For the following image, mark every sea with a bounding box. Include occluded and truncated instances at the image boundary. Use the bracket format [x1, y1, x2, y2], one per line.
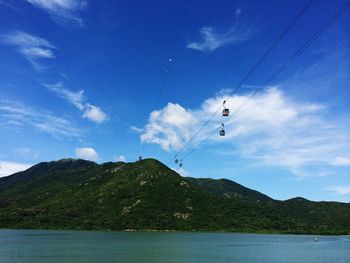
[0, 229, 349, 263]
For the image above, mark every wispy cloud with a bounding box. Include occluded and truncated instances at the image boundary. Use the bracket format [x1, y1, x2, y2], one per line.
[45, 82, 109, 123]
[187, 26, 250, 53]
[130, 125, 144, 133]
[45, 82, 84, 109]
[330, 156, 350, 166]
[75, 147, 98, 161]
[0, 160, 33, 178]
[14, 147, 39, 159]
[25, 0, 87, 27]
[0, 31, 55, 71]
[0, 0, 21, 12]
[327, 186, 350, 195]
[0, 100, 80, 138]
[139, 87, 350, 178]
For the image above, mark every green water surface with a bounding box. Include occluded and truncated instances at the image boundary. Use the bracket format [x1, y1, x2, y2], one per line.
[0, 229, 349, 263]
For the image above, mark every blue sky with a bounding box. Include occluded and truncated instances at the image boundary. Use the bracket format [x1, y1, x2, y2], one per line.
[0, 0, 349, 202]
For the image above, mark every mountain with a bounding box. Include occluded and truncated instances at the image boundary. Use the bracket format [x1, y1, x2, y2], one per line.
[187, 177, 272, 202]
[0, 158, 97, 190]
[0, 158, 349, 235]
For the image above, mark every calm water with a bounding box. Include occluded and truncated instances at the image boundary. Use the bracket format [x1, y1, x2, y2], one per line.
[0, 230, 349, 263]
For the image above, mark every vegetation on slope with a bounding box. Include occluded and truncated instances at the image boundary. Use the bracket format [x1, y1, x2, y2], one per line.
[0, 158, 349, 234]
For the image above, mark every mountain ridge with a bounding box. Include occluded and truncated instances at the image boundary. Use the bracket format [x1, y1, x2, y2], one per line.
[0, 158, 349, 235]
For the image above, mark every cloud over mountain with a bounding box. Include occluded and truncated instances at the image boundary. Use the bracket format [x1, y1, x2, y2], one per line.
[75, 147, 98, 161]
[140, 87, 350, 177]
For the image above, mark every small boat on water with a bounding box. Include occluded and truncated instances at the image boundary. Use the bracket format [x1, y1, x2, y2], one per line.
[314, 237, 319, 242]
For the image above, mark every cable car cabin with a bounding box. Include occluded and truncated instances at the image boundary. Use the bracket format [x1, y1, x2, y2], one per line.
[220, 129, 225, 136]
[175, 159, 179, 164]
[179, 162, 183, 168]
[222, 108, 230, 116]
[220, 123, 225, 136]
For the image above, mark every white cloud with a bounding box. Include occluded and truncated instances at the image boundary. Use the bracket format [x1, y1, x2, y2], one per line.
[113, 155, 126, 162]
[15, 147, 39, 159]
[187, 26, 250, 53]
[141, 103, 197, 151]
[0, 161, 33, 178]
[19, 47, 55, 59]
[330, 156, 350, 166]
[130, 125, 144, 133]
[140, 87, 350, 177]
[1, 31, 54, 48]
[45, 82, 84, 110]
[327, 186, 350, 195]
[83, 103, 108, 123]
[75, 147, 98, 161]
[25, 0, 87, 27]
[45, 82, 109, 123]
[0, 31, 56, 70]
[0, 100, 80, 138]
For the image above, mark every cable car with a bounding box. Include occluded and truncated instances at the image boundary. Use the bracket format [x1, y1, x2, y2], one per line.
[175, 159, 179, 164]
[222, 100, 230, 116]
[179, 160, 183, 168]
[223, 108, 230, 116]
[220, 123, 225, 136]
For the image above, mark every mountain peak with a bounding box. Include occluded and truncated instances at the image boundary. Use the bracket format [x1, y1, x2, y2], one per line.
[29, 158, 97, 172]
[0, 158, 97, 190]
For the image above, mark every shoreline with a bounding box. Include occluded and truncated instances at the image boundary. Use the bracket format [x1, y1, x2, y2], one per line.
[0, 227, 348, 236]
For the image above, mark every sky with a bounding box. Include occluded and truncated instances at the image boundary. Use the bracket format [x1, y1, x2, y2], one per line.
[0, 0, 349, 202]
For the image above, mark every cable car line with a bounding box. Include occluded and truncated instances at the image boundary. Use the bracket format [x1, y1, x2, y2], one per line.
[154, 7, 188, 110]
[178, 0, 350, 163]
[168, 0, 316, 166]
[141, 5, 188, 159]
[228, 0, 316, 96]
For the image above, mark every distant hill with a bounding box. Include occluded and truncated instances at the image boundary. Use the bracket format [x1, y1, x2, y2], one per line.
[0, 158, 349, 235]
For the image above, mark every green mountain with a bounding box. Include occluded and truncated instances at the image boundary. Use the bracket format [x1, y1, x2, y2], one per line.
[0, 158, 349, 235]
[187, 177, 272, 202]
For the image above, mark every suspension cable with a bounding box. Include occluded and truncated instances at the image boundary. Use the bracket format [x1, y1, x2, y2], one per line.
[167, 0, 317, 165]
[180, 0, 350, 162]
